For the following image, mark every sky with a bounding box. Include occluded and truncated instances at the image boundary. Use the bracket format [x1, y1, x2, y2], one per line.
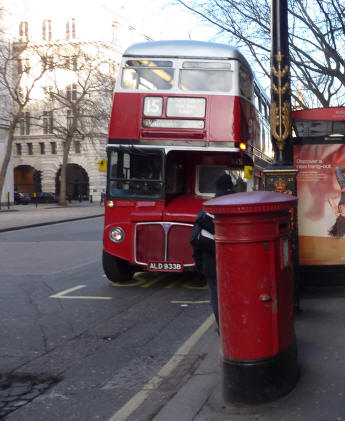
[116, 0, 219, 42]
[3, 0, 219, 43]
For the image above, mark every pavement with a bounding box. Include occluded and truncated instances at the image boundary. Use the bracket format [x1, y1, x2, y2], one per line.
[0, 200, 104, 232]
[2, 202, 345, 420]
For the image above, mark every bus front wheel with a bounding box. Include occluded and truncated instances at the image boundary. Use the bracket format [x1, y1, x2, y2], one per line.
[102, 250, 135, 283]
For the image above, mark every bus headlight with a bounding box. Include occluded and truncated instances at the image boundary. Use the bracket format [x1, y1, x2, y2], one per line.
[109, 227, 125, 243]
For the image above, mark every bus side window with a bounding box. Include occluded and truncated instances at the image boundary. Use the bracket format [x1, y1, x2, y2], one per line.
[166, 164, 184, 194]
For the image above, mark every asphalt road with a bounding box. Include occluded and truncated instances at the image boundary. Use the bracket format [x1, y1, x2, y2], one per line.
[0, 217, 212, 420]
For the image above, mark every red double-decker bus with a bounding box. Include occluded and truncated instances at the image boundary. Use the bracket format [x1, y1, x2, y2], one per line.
[103, 40, 273, 282]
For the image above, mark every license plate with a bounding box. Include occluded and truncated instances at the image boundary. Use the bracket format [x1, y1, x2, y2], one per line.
[148, 261, 183, 272]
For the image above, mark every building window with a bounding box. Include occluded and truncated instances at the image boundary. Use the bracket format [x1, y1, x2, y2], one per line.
[50, 142, 57, 154]
[67, 109, 73, 129]
[43, 111, 53, 134]
[65, 56, 78, 71]
[39, 142, 45, 155]
[19, 112, 30, 135]
[74, 140, 81, 154]
[27, 143, 33, 155]
[16, 143, 22, 155]
[66, 84, 77, 101]
[19, 21, 28, 42]
[42, 19, 52, 41]
[66, 18, 76, 40]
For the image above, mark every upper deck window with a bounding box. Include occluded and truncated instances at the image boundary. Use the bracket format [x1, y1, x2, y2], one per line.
[121, 60, 174, 90]
[294, 119, 345, 140]
[179, 61, 233, 92]
[239, 65, 253, 100]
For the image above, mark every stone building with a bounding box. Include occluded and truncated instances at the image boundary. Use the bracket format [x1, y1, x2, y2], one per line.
[0, 6, 13, 206]
[8, 0, 151, 201]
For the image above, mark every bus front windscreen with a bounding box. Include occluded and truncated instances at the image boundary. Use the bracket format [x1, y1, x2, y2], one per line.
[107, 148, 164, 200]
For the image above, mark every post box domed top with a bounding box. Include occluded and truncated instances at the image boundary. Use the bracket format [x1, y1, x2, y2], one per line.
[204, 191, 297, 215]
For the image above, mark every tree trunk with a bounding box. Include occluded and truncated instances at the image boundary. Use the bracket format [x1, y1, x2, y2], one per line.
[58, 135, 73, 206]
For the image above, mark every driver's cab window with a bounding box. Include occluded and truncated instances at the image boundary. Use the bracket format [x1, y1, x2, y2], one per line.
[108, 149, 164, 200]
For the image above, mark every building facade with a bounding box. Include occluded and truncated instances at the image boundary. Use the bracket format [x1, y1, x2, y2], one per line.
[8, 0, 151, 201]
[0, 5, 13, 206]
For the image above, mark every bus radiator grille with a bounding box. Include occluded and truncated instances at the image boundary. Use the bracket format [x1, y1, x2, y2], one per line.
[135, 222, 194, 266]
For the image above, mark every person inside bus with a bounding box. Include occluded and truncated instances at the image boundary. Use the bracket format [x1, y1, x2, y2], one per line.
[328, 166, 345, 237]
[190, 173, 234, 327]
[147, 155, 162, 180]
[136, 155, 162, 180]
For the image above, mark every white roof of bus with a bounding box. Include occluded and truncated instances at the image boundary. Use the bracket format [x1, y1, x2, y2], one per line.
[123, 40, 251, 68]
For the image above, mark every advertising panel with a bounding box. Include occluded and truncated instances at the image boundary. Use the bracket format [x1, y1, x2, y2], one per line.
[294, 144, 345, 265]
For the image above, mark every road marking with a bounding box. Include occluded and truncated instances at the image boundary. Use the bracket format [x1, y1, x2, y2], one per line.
[164, 279, 181, 289]
[183, 282, 208, 290]
[107, 314, 214, 421]
[50, 285, 112, 300]
[171, 300, 210, 304]
[110, 276, 207, 290]
[141, 273, 167, 288]
[111, 278, 146, 287]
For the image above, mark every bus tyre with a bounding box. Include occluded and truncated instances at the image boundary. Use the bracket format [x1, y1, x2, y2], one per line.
[102, 251, 134, 283]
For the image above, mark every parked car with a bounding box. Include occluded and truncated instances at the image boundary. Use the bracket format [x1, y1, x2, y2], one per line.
[14, 191, 30, 205]
[32, 192, 57, 203]
[22, 193, 32, 204]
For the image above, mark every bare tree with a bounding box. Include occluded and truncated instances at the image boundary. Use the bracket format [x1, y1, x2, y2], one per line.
[175, 0, 345, 108]
[37, 42, 117, 205]
[0, 39, 49, 202]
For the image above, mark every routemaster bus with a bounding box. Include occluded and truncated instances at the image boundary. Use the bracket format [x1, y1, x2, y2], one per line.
[103, 40, 273, 282]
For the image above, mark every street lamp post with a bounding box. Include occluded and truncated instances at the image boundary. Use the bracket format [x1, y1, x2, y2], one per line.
[264, 0, 300, 309]
[270, 0, 293, 167]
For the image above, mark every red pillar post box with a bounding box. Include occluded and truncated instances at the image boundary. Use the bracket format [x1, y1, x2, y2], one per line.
[204, 191, 298, 405]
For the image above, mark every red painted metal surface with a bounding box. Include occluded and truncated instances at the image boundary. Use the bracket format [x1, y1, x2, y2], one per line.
[135, 223, 194, 265]
[162, 194, 204, 222]
[136, 224, 165, 262]
[108, 92, 254, 144]
[103, 198, 197, 267]
[292, 106, 345, 121]
[204, 191, 297, 360]
[167, 224, 194, 263]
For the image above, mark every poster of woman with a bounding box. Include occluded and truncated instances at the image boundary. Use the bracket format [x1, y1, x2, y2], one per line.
[294, 143, 345, 265]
